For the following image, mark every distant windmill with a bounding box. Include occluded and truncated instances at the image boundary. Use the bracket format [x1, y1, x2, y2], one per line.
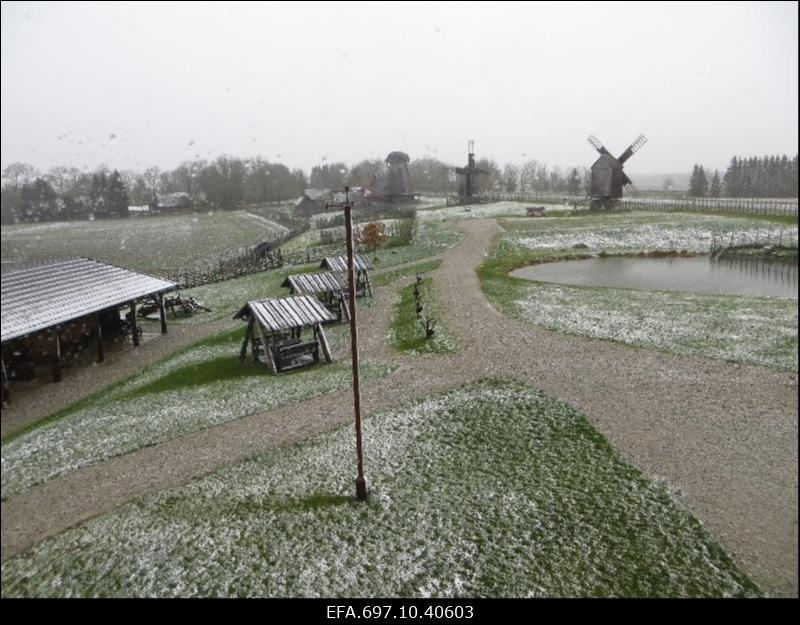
[371, 151, 415, 202]
[587, 134, 647, 209]
[454, 140, 488, 200]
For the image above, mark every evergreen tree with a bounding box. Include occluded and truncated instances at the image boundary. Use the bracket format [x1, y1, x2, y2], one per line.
[106, 170, 130, 217]
[709, 170, 721, 197]
[688, 164, 708, 197]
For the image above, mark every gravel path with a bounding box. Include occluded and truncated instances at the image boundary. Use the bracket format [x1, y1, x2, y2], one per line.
[1, 219, 797, 597]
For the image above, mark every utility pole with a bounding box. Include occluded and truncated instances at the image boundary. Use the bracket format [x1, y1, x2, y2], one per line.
[325, 187, 368, 501]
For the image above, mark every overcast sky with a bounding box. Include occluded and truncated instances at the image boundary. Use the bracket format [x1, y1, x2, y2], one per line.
[1, 1, 797, 177]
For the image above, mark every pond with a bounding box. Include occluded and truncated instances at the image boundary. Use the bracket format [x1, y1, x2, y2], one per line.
[510, 254, 798, 299]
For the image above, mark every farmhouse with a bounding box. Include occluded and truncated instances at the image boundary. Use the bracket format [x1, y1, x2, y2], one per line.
[0, 258, 177, 403]
[281, 272, 349, 322]
[294, 189, 329, 218]
[234, 295, 335, 373]
[320, 253, 374, 297]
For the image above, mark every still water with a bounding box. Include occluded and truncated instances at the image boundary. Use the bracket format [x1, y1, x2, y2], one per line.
[510, 255, 798, 299]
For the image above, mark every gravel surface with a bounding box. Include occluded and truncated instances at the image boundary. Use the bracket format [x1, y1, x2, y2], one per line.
[1, 219, 797, 597]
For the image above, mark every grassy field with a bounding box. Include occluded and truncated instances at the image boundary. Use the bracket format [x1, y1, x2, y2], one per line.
[0, 211, 287, 276]
[1, 325, 395, 499]
[417, 201, 572, 222]
[479, 211, 799, 371]
[390, 277, 459, 354]
[0, 379, 760, 597]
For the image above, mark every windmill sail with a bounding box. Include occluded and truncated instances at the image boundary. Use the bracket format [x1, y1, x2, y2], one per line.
[618, 134, 647, 164]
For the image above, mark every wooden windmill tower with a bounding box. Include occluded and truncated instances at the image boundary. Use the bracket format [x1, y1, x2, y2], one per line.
[454, 140, 488, 201]
[587, 134, 647, 209]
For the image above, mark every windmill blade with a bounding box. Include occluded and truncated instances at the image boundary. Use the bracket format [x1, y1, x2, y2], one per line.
[623, 178, 641, 196]
[618, 134, 647, 164]
[587, 135, 611, 156]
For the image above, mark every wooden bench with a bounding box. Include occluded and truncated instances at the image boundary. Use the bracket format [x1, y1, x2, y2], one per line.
[275, 340, 319, 372]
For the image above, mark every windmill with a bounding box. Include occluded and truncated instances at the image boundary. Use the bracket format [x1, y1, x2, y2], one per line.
[454, 140, 488, 201]
[587, 133, 647, 209]
[371, 151, 415, 202]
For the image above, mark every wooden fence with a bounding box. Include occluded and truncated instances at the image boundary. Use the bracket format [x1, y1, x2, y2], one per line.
[620, 196, 798, 217]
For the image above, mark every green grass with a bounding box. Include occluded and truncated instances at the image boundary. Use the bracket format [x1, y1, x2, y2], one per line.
[479, 212, 798, 371]
[390, 278, 459, 354]
[1, 324, 395, 499]
[0, 379, 760, 597]
[371, 259, 443, 288]
[0, 211, 286, 275]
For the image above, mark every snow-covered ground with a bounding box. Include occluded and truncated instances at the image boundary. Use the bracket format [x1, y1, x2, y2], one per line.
[419, 201, 572, 222]
[0, 380, 758, 597]
[1, 337, 394, 499]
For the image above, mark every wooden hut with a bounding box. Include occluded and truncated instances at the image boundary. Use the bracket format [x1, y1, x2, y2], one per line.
[1, 258, 177, 403]
[320, 253, 373, 297]
[234, 295, 335, 374]
[281, 271, 349, 322]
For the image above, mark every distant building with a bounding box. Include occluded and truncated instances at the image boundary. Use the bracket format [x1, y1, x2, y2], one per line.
[150, 192, 192, 212]
[370, 151, 416, 202]
[294, 189, 329, 218]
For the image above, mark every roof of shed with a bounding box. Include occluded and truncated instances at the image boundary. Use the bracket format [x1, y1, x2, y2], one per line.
[234, 295, 335, 332]
[1, 258, 177, 344]
[281, 272, 346, 295]
[320, 253, 372, 273]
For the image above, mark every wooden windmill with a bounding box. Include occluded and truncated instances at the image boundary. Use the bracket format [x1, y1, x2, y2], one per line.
[454, 140, 488, 200]
[587, 133, 647, 209]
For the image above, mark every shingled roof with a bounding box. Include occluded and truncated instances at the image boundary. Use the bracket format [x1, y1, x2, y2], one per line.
[1, 258, 177, 344]
[281, 272, 346, 295]
[234, 295, 335, 332]
[320, 253, 372, 274]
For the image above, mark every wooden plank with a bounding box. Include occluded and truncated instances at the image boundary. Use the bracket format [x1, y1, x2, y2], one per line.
[1, 354, 10, 404]
[158, 292, 167, 334]
[240, 318, 254, 362]
[317, 323, 333, 363]
[96, 313, 104, 363]
[130, 302, 139, 347]
[51, 328, 62, 383]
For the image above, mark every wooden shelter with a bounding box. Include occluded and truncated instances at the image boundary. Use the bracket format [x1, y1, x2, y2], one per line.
[320, 254, 373, 297]
[0, 258, 177, 403]
[234, 295, 335, 374]
[281, 271, 349, 322]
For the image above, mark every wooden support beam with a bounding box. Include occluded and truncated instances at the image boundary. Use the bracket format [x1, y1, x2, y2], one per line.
[240, 319, 254, 362]
[96, 314, 104, 363]
[51, 328, 62, 383]
[158, 293, 168, 335]
[1, 354, 10, 405]
[130, 302, 139, 347]
[317, 323, 333, 363]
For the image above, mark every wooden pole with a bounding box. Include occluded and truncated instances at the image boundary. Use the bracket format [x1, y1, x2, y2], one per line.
[51, 328, 62, 383]
[240, 318, 254, 362]
[1, 353, 10, 405]
[158, 293, 168, 335]
[342, 188, 367, 501]
[96, 314, 104, 363]
[130, 302, 139, 347]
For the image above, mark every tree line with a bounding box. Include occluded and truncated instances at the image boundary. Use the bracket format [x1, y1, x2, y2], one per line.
[1, 151, 624, 225]
[688, 154, 798, 198]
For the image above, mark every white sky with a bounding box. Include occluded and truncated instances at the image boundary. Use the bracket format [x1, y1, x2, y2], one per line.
[1, 0, 797, 176]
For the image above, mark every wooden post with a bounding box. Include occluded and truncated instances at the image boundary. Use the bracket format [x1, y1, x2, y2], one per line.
[158, 293, 168, 334]
[96, 314, 104, 363]
[130, 302, 139, 347]
[51, 328, 62, 383]
[1, 354, 10, 405]
[240, 318, 254, 362]
[326, 186, 368, 501]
